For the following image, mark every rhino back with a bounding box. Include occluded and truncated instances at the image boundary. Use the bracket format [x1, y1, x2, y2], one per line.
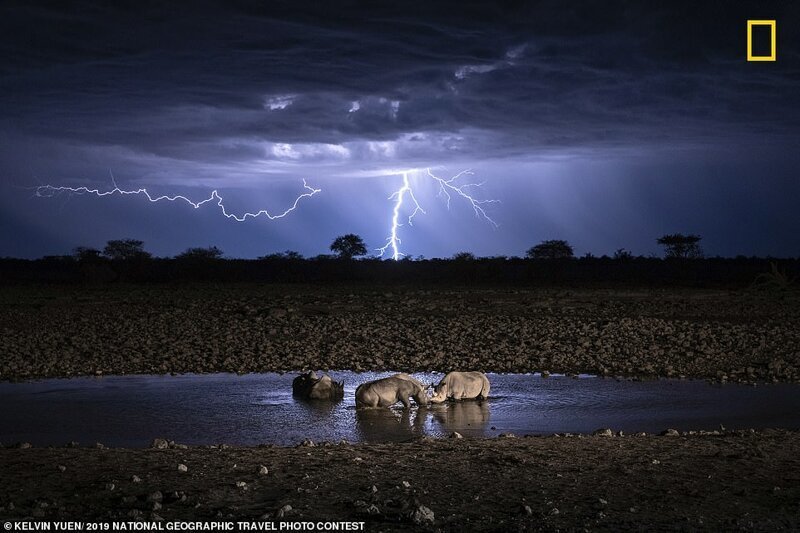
[357, 376, 419, 407]
[443, 371, 489, 399]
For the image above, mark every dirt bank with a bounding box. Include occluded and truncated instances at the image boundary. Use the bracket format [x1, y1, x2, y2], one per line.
[1, 431, 799, 531]
[1, 284, 798, 383]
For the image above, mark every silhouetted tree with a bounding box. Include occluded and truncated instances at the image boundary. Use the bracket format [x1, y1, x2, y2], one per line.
[657, 234, 703, 259]
[452, 251, 476, 261]
[330, 234, 367, 259]
[176, 246, 223, 261]
[73, 246, 102, 262]
[613, 248, 634, 260]
[103, 239, 151, 261]
[260, 250, 303, 260]
[526, 240, 574, 259]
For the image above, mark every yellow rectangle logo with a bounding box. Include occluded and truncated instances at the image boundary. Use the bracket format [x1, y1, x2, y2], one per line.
[747, 20, 776, 61]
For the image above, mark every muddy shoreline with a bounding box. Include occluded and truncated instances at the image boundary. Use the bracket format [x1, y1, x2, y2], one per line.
[1, 431, 799, 531]
[1, 284, 798, 383]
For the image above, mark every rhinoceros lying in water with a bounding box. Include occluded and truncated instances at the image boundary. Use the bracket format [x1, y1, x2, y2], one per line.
[292, 371, 344, 401]
[355, 373, 429, 408]
[429, 371, 490, 403]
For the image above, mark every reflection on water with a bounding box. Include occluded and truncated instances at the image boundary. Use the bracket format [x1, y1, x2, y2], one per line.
[355, 408, 428, 442]
[429, 401, 490, 436]
[2, 372, 800, 447]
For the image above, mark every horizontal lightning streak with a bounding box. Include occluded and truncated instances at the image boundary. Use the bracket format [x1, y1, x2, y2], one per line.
[33, 177, 321, 222]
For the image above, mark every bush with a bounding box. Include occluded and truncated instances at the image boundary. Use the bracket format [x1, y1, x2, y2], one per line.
[103, 239, 151, 261]
[176, 246, 224, 261]
[526, 240, 574, 260]
[657, 234, 703, 259]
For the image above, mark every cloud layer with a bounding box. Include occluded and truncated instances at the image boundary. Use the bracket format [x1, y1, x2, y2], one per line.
[0, 1, 798, 257]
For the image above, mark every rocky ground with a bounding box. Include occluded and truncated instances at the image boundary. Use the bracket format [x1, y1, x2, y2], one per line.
[2, 284, 800, 530]
[1, 431, 799, 531]
[0, 284, 798, 382]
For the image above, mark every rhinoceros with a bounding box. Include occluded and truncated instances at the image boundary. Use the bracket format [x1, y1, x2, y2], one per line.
[429, 371, 490, 403]
[355, 374, 429, 408]
[292, 371, 344, 401]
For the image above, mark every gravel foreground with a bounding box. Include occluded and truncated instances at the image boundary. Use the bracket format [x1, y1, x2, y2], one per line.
[2, 284, 800, 531]
[1, 431, 799, 531]
[1, 284, 798, 382]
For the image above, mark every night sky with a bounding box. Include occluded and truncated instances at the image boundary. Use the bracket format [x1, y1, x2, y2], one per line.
[1, 1, 798, 259]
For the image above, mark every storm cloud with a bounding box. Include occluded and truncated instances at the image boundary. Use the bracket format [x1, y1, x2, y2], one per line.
[1, 1, 798, 257]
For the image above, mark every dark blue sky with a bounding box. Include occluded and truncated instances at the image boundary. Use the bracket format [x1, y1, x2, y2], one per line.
[1, 1, 798, 259]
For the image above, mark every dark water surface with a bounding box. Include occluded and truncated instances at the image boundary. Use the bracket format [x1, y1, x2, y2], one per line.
[1, 372, 799, 447]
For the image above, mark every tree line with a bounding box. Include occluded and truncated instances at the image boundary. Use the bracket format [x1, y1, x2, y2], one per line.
[66, 233, 706, 263]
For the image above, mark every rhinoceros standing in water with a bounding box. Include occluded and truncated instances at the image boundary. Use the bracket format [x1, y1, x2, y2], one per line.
[355, 373, 429, 408]
[292, 371, 344, 401]
[429, 371, 490, 403]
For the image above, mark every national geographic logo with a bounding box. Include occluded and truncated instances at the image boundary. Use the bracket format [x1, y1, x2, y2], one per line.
[747, 20, 776, 61]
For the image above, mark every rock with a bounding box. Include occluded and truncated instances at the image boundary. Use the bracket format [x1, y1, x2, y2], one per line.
[593, 428, 613, 437]
[660, 429, 680, 437]
[166, 491, 186, 503]
[151, 513, 164, 521]
[258, 466, 269, 475]
[147, 491, 163, 503]
[152, 502, 162, 511]
[300, 438, 315, 447]
[236, 481, 247, 489]
[177, 463, 188, 473]
[449, 432, 464, 439]
[353, 500, 379, 515]
[276, 504, 292, 518]
[151, 438, 169, 449]
[410, 505, 435, 525]
[127, 509, 142, 518]
[498, 433, 516, 438]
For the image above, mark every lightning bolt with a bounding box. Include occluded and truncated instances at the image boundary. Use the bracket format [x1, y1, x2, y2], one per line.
[33, 174, 321, 222]
[377, 168, 499, 260]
